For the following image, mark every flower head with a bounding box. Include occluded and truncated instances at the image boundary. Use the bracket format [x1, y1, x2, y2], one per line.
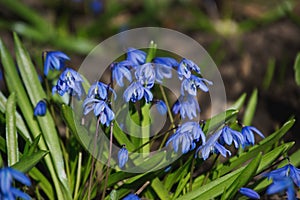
[166, 122, 205, 154]
[118, 146, 128, 168]
[172, 95, 200, 120]
[266, 177, 296, 200]
[219, 126, 244, 148]
[34, 100, 47, 116]
[153, 57, 178, 83]
[181, 75, 212, 96]
[87, 82, 116, 100]
[0, 167, 31, 200]
[239, 187, 260, 199]
[127, 48, 146, 66]
[52, 68, 85, 99]
[156, 100, 167, 115]
[265, 164, 300, 187]
[135, 63, 156, 89]
[241, 126, 264, 146]
[123, 82, 153, 103]
[43, 51, 70, 76]
[112, 61, 132, 87]
[177, 58, 201, 80]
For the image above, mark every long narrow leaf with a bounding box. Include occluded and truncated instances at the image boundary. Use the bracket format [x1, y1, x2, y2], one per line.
[243, 89, 258, 126]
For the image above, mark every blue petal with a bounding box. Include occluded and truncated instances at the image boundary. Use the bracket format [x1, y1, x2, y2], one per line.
[34, 100, 47, 116]
[127, 48, 146, 66]
[239, 187, 260, 199]
[156, 100, 167, 115]
[10, 187, 31, 200]
[289, 164, 300, 187]
[266, 177, 294, 195]
[9, 168, 31, 186]
[118, 147, 129, 168]
[122, 193, 140, 200]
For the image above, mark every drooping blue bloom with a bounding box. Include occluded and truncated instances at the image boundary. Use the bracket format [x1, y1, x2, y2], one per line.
[123, 82, 153, 103]
[196, 130, 231, 160]
[111, 61, 132, 87]
[126, 48, 147, 66]
[266, 177, 296, 200]
[156, 100, 167, 115]
[239, 187, 260, 199]
[241, 126, 265, 146]
[87, 82, 116, 100]
[265, 164, 300, 187]
[219, 126, 244, 148]
[153, 57, 179, 68]
[118, 146, 128, 168]
[34, 100, 47, 116]
[180, 75, 213, 96]
[122, 193, 140, 200]
[166, 122, 205, 154]
[83, 98, 115, 126]
[43, 51, 70, 76]
[172, 95, 200, 120]
[153, 57, 178, 83]
[177, 58, 201, 80]
[52, 68, 85, 99]
[0, 167, 31, 200]
[135, 63, 156, 89]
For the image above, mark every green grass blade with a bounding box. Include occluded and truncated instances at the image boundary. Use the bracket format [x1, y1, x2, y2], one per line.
[151, 177, 171, 200]
[243, 89, 258, 126]
[13, 150, 48, 173]
[6, 92, 19, 166]
[294, 52, 300, 86]
[13, 33, 72, 200]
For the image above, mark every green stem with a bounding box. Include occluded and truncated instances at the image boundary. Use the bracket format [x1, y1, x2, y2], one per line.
[73, 152, 82, 200]
[141, 103, 151, 153]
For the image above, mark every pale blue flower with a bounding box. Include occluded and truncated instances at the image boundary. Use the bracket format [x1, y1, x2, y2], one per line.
[266, 177, 296, 200]
[0, 167, 31, 200]
[241, 126, 265, 146]
[172, 95, 200, 119]
[135, 63, 155, 89]
[153, 57, 178, 83]
[112, 61, 132, 87]
[177, 58, 201, 80]
[123, 82, 153, 103]
[126, 48, 146, 66]
[166, 122, 205, 154]
[181, 75, 213, 96]
[52, 68, 85, 99]
[44, 51, 70, 76]
[87, 82, 116, 100]
[118, 146, 128, 168]
[239, 187, 260, 199]
[34, 100, 47, 116]
[156, 100, 167, 115]
[219, 126, 244, 148]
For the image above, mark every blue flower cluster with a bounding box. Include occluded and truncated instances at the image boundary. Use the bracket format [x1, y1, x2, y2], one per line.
[0, 167, 31, 200]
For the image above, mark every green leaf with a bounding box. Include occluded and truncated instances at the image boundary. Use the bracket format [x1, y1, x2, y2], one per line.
[152, 177, 171, 200]
[109, 190, 118, 200]
[229, 93, 246, 110]
[294, 52, 300, 86]
[243, 89, 258, 126]
[6, 92, 19, 166]
[222, 153, 262, 199]
[12, 150, 48, 173]
[13, 33, 72, 200]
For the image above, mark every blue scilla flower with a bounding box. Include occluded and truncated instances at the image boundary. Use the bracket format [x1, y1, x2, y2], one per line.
[156, 100, 167, 115]
[43, 51, 70, 76]
[123, 82, 153, 103]
[166, 122, 205, 154]
[219, 126, 244, 148]
[83, 98, 114, 126]
[52, 68, 85, 99]
[122, 193, 140, 200]
[265, 164, 300, 187]
[0, 167, 31, 200]
[112, 61, 132, 87]
[196, 130, 231, 160]
[34, 100, 47, 116]
[135, 63, 156, 89]
[172, 95, 200, 119]
[241, 126, 265, 146]
[87, 82, 116, 100]
[181, 75, 213, 96]
[266, 177, 296, 200]
[239, 187, 260, 199]
[126, 48, 147, 66]
[118, 146, 128, 168]
[153, 57, 178, 83]
[177, 58, 201, 80]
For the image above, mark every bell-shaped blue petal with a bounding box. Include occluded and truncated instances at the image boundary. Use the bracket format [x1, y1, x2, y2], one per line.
[44, 51, 70, 76]
[153, 57, 178, 83]
[135, 63, 155, 89]
[122, 193, 140, 200]
[118, 146, 129, 168]
[34, 100, 47, 116]
[87, 82, 116, 100]
[177, 58, 201, 80]
[172, 95, 200, 120]
[156, 100, 167, 115]
[239, 187, 260, 199]
[181, 75, 212, 96]
[112, 61, 132, 87]
[266, 177, 296, 199]
[241, 126, 265, 146]
[123, 82, 153, 103]
[126, 48, 146, 66]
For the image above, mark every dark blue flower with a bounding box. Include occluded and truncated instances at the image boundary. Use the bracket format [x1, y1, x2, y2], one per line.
[123, 82, 153, 103]
[87, 82, 116, 100]
[219, 126, 244, 148]
[265, 164, 300, 187]
[34, 100, 47, 116]
[196, 130, 231, 160]
[126, 48, 146, 66]
[241, 126, 265, 146]
[0, 167, 31, 200]
[52, 68, 85, 99]
[181, 75, 213, 96]
[83, 98, 115, 126]
[135, 63, 155, 88]
[266, 177, 296, 200]
[156, 100, 167, 115]
[122, 193, 140, 200]
[177, 58, 201, 80]
[118, 146, 128, 168]
[166, 122, 205, 154]
[112, 61, 132, 87]
[239, 187, 260, 199]
[172, 95, 200, 119]
[43, 51, 70, 76]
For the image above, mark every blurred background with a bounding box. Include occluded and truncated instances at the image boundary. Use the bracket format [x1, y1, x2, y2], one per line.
[0, 0, 300, 150]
